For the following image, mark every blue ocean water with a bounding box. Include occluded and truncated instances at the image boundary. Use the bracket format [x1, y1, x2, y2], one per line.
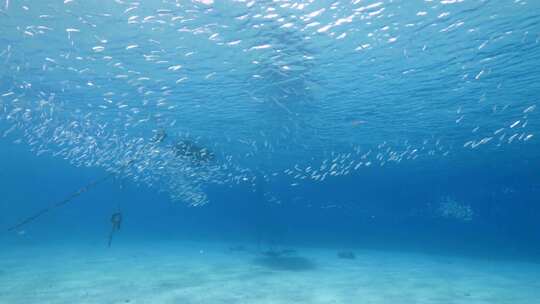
[1, 0, 540, 303]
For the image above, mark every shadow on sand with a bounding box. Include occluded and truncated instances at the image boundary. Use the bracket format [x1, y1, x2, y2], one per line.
[252, 256, 317, 271]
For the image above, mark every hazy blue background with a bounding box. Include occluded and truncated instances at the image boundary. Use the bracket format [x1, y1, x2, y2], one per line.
[2, 135, 539, 260]
[1, 0, 540, 266]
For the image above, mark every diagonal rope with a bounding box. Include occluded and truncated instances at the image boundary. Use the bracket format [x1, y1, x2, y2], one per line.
[3, 129, 207, 234]
[5, 171, 117, 233]
[4, 135, 159, 234]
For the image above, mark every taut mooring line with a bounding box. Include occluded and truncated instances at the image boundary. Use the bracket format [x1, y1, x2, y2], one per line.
[6, 171, 117, 233]
[4, 152, 143, 234]
[4, 129, 186, 234]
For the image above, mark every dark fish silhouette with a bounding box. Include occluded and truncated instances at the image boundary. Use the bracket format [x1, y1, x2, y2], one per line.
[173, 140, 215, 164]
[153, 129, 215, 164]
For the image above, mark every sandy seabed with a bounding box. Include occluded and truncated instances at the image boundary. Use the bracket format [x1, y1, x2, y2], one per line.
[0, 240, 538, 304]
